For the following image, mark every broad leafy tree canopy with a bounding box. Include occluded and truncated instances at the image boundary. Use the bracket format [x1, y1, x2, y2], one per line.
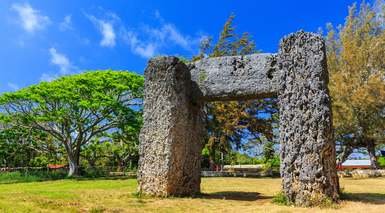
[0, 70, 144, 176]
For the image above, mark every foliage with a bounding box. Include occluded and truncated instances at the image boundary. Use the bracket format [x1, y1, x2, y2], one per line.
[193, 15, 278, 168]
[224, 151, 264, 165]
[262, 155, 280, 169]
[326, 1, 385, 168]
[262, 141, 275, 162]
[193, 15, 257, 61]
[0, 125, 63, 167]
[378, 156, 385, 167]
[0, 170, 67, 184]
[0, 71, 144, 176]
[30, 156, 50, 167]
[272, 192, 291, 206]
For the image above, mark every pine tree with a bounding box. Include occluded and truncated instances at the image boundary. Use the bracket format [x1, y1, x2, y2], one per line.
[194, 15, 278, 169]
[326, 1, 385, 168]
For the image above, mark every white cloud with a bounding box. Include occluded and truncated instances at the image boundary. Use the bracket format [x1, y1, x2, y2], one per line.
[49, 48, 72, 74]
[123, 31, 156, 58]
[122, 12, 204, 58]
[7, 83, 19, 91]
[99, 21, 116, 47]
[41, 48, 77, 82]
[85, 11, 204, 57]
[150, 11, 199, 51]
[11, 3, 50, 33]
[59, 15, 73, 31]
[144, 24, 192, 51]
[164, 25, 191, 50]
[40, 73, 57, 82]
[135, 44, 157, 58]
[87, 15, 116, 47]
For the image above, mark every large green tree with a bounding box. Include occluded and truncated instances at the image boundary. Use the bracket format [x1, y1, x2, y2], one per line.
[0, 71, 144, 176]
[326, 1, 385, 168]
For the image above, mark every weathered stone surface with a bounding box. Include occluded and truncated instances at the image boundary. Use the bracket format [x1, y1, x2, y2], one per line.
[138, 31, 339, 206]
[189, 53, 279, 101]
[138, 57, 204, 196]
[278, 31, 339, 206]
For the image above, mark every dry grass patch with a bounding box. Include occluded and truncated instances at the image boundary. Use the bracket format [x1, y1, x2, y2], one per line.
[0, 177, 384, 212]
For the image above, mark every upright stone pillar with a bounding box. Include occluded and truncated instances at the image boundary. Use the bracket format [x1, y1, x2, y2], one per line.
[138, 57, 203, 196]
[278, 31, 339, 206]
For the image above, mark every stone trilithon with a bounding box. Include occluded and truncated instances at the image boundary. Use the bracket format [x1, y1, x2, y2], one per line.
[137, 31, 339, 206]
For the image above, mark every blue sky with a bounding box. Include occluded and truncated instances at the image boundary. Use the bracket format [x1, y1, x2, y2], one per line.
[0, 0, 360, 93]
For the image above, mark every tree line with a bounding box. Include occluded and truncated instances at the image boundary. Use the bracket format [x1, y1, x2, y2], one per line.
[0, 1, 384, 177]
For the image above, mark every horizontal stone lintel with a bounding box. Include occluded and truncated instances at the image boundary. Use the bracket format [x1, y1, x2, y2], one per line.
[189, 53, 279, 101]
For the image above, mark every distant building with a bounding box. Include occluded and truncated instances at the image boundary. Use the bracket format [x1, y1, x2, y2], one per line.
[337, 159, 371, 170]
[47, 164, 67, 169]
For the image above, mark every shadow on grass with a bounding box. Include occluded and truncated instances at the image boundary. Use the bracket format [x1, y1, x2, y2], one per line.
[200, 191, 272, 201]
[0, 175, 136, 185]
[342, 193, 385, 204]
[72, 176, 136, 181]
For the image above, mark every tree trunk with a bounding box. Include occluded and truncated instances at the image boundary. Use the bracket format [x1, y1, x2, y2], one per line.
[67, 153, 79, 177]
[220, 152, 224, 172]
[64, 139, 81, 177]
[367, 139, 378, 169]
[209, 150, 216, 171]
[336, 145, 353, 166]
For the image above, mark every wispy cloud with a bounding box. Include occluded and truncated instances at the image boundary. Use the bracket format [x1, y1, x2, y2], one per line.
[7, 83, 19, 91]
[40, 73, 58, 82]
[41, 48, 77, 81]
[49, 48, 73, 74]
[84, 10, 205, 58]
[59, 15, 73, 31]
[87, 15, 116, 47]
[144, 23, 193, 51]
[123, 31, 157, 58]
[121, 11, 205, 58]
[11, 3, 50, 33]
[99, 21, 116, 47]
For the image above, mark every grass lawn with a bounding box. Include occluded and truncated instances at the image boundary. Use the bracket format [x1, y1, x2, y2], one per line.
[0, 177, 384, 212]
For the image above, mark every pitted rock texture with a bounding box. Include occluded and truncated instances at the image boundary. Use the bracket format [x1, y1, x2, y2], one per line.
[278, 31, 339, 206]
[189, 53, 279, 101]
[138, 31, 339, 205]
[138, 57, 204, 196]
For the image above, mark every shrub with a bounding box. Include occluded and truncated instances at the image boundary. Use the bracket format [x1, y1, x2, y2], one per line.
[378, 157, 385, 168]
[0, 170, 67, 184]
[82, 167, 109, 178]
[272, 192, 291, 206]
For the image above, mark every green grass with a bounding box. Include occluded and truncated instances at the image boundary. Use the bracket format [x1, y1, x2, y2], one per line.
[0, 171, 67, 184]
[0, 177, 384, 212]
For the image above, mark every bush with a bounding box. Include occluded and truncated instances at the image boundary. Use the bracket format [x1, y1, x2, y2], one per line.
[225, 152, 265, 165]
[0, 170, 67, 184]
[272, 191, 337, 208]
[262, 155, 280, 174]
[378, 157, 385, 168]
[82, 167, 109, 178]
[30, 156, 49, 167]
[272, 192, 291, 206]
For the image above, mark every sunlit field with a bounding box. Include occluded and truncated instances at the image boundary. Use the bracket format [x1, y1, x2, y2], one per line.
[0, 177, 384, 212]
